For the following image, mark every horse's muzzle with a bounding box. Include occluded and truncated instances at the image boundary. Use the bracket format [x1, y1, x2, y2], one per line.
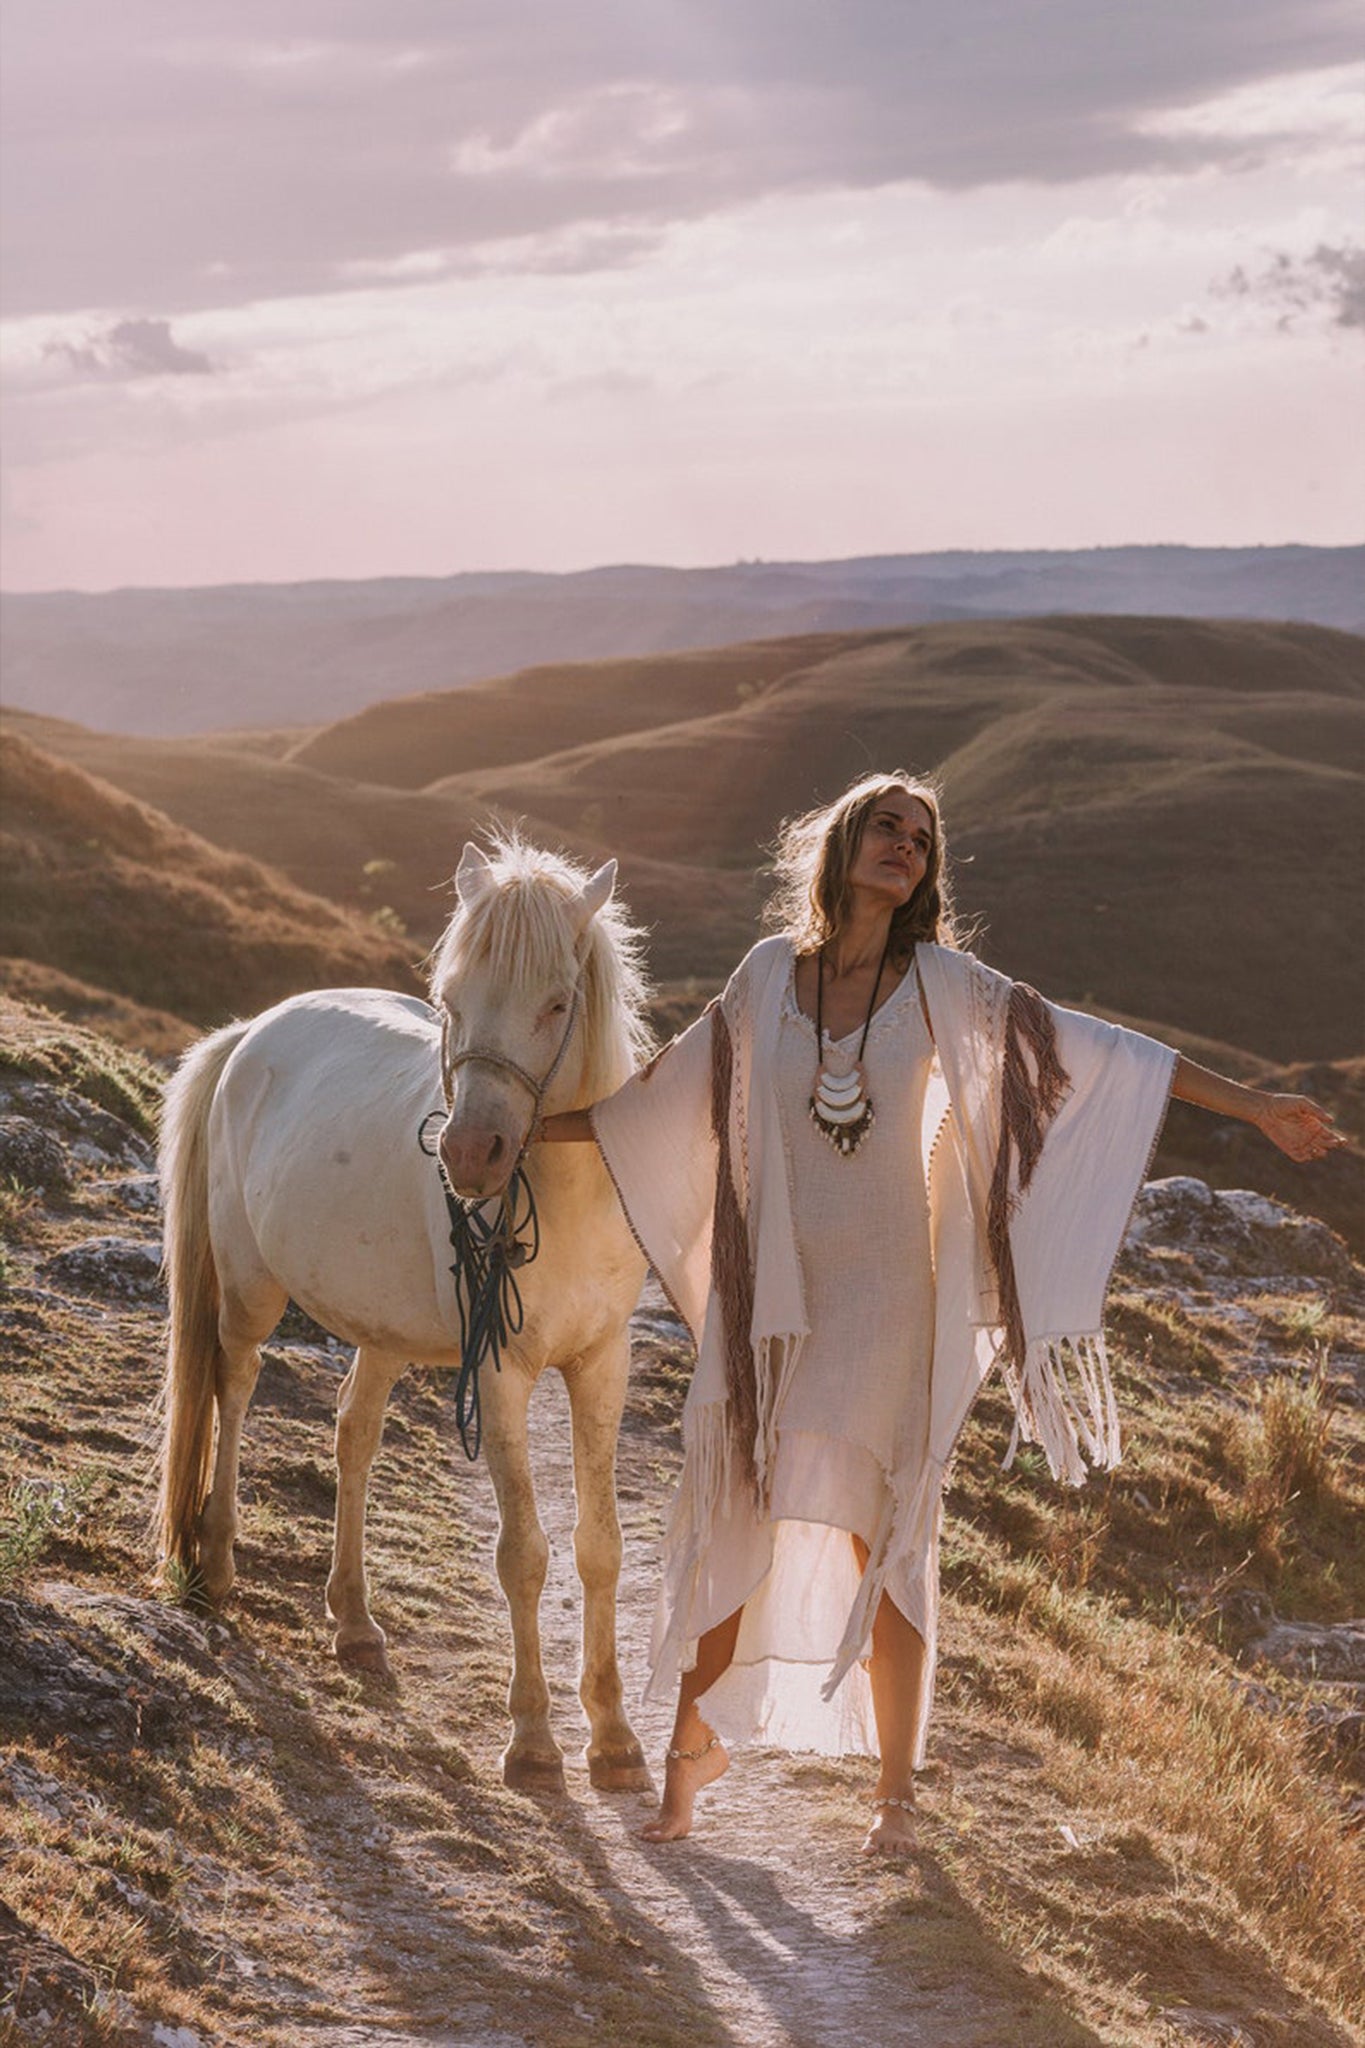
[438, 1117, 519, 1199]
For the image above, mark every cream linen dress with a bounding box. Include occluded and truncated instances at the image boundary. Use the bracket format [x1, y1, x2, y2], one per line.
[597, 935, 1177, 1767]
[687, 957, 937, 1757]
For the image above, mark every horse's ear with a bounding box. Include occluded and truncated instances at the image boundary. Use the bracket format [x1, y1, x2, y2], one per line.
[455, 841, 493, 905]
[574, 859, 617, 934]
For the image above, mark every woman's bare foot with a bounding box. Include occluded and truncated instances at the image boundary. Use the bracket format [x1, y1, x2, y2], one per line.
[860, 1792, 916, 1858]
[640, 1734, 729, 1842]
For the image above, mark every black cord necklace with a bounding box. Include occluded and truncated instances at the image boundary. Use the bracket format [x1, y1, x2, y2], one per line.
[809, 932, 892, 1156]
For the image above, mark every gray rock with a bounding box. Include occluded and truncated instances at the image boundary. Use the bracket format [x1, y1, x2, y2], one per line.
[1303, 1702, 1365, 1766]
[277, 1297, 337, 1345]
[1127, 1176, 1352, 1283]
[1, 1755, 85, 1823]
[38, 1235, 163, 1303]
[1242, 1617, 1365, 1682]
[88, 1171, 161, 1215]
[0, 1114, 72, 1193]
[0, 1587, 224, 1754]
[0, 1075, 152, 1171]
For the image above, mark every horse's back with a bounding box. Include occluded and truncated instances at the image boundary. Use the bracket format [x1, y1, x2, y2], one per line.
[209, 986, 456, 1356]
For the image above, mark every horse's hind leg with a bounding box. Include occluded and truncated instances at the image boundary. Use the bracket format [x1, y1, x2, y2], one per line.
[327, 1346, 406, 1676]
[482, 1365, 565, 1793]
[199, 1276, 287, 1604]
[565, 1335, 648, 1791]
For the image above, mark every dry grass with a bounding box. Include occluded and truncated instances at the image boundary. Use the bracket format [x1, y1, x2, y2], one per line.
[0, 731, 421, 1027]
[0, 957, 196, 1057]
[1233, 1356, 1339, 1514]
[2, 959, 1362, 2044]
[934, 1306, 1365, 2039]
[0, 996, 164, 1139]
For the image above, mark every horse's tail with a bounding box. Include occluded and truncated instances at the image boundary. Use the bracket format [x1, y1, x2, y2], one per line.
[155, 1020, 249, 1580]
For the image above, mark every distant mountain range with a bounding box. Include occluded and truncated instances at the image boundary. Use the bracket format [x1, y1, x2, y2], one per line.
[3, 545, 1361, 736]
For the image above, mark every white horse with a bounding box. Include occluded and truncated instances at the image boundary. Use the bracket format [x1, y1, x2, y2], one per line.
[156, 837, 652, 1792]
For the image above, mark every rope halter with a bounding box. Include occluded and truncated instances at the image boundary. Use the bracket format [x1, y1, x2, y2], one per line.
[438, 980, 582, 1169]
[420, 976, 585, 1460]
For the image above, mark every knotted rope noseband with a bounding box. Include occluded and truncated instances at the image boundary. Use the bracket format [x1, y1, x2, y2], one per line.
[418, 983, 582, 1460]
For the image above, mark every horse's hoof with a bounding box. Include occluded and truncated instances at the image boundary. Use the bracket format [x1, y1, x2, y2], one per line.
[587, 1746, 650, 1792]
[335, 1638, 394, 1681]
[503, 1748, 567, 1795]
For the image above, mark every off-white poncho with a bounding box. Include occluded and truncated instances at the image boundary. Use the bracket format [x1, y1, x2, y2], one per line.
[593, 936, 1175, 1765]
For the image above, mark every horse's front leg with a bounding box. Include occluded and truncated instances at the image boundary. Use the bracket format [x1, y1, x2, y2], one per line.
[481, 1363, 564, 1793]
[565, 1333, 648, 1791]
[327, 1345, 406, 1676]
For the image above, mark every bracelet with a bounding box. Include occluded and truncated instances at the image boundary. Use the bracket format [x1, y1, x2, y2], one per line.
[871, 1796, 916, 1813]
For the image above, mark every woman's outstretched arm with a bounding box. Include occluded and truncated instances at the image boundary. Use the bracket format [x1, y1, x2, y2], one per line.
[1171, 1055, 1344, 1164]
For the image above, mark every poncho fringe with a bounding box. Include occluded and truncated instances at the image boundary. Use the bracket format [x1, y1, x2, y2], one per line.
[987, 981, 1071, 1379]
[709, 1003, 759, 1495]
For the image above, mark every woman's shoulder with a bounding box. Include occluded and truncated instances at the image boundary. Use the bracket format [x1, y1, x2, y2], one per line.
[720, 934, 793, 1016]
[740, 933, 793, 973]
[916, 938, 996, 982]
[915, 941, 1011, 1033]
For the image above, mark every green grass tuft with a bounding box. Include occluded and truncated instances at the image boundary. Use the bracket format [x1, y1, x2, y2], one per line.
[0, 1473, 97, 1594]
[0, 1000, 163, 1138]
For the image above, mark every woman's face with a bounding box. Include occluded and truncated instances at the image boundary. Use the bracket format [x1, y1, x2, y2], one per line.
[846, 789, 934, 909]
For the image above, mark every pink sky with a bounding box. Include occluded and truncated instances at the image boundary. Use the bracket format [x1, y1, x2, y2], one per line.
[1, 4, 1361, 591]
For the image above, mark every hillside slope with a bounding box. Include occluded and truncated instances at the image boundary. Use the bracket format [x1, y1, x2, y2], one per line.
[0, 712, 759, 984]
[0, 733, 421, 1026]
[1, 1016, 1362, 2046]
[5, 616, 1362, 1057]
[424, 617, 1365, 1062]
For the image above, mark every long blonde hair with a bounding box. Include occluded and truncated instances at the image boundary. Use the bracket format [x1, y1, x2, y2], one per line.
[764, 771, 961, 960]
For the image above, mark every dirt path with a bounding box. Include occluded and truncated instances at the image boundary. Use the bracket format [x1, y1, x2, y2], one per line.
[446, 1291, 1001, 2048]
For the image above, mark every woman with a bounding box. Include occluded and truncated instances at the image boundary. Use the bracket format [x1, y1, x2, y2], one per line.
[538, 773, 1340, 1855]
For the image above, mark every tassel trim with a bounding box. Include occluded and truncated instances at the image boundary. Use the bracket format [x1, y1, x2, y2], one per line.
[986, 980, 1070, 1380]
[710, 1005, 761, 1497]
[1000, 1330, 1120, 1485]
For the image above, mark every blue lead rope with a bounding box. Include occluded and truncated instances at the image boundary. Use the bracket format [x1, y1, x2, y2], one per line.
[418, 1112, 542, 1460]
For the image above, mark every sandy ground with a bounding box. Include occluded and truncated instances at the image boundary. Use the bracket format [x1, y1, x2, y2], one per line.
[444, 1290, 1015, 2048]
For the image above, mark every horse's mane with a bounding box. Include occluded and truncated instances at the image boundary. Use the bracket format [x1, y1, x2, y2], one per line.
[427, 833, 655, 1102]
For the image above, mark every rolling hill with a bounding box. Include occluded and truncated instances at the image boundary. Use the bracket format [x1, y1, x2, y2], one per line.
[3, 545, 1360, 736]
[5, 616, 1363, 1055]
[1, 612, 1361, 1242]
[0, 733, 422, 1027]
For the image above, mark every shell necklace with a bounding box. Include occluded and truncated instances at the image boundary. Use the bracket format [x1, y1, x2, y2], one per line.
[809, 935, 891, 1156]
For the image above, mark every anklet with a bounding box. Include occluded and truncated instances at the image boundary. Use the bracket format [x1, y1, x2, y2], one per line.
[667, 1734, 722, 1763]
[872, 1796, 915, 1813]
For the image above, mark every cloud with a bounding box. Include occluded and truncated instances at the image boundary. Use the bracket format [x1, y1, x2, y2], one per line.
[1310, 244, 1365, 326]
[47, 317, 217, 381]
[1, 3, 1360, 319]
[1220, 242, 1365, 332]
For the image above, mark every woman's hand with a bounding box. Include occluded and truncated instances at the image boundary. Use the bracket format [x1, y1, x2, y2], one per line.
[1252, 1092, 1346, 1163]
[1171, 1058, 1346, 1163]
